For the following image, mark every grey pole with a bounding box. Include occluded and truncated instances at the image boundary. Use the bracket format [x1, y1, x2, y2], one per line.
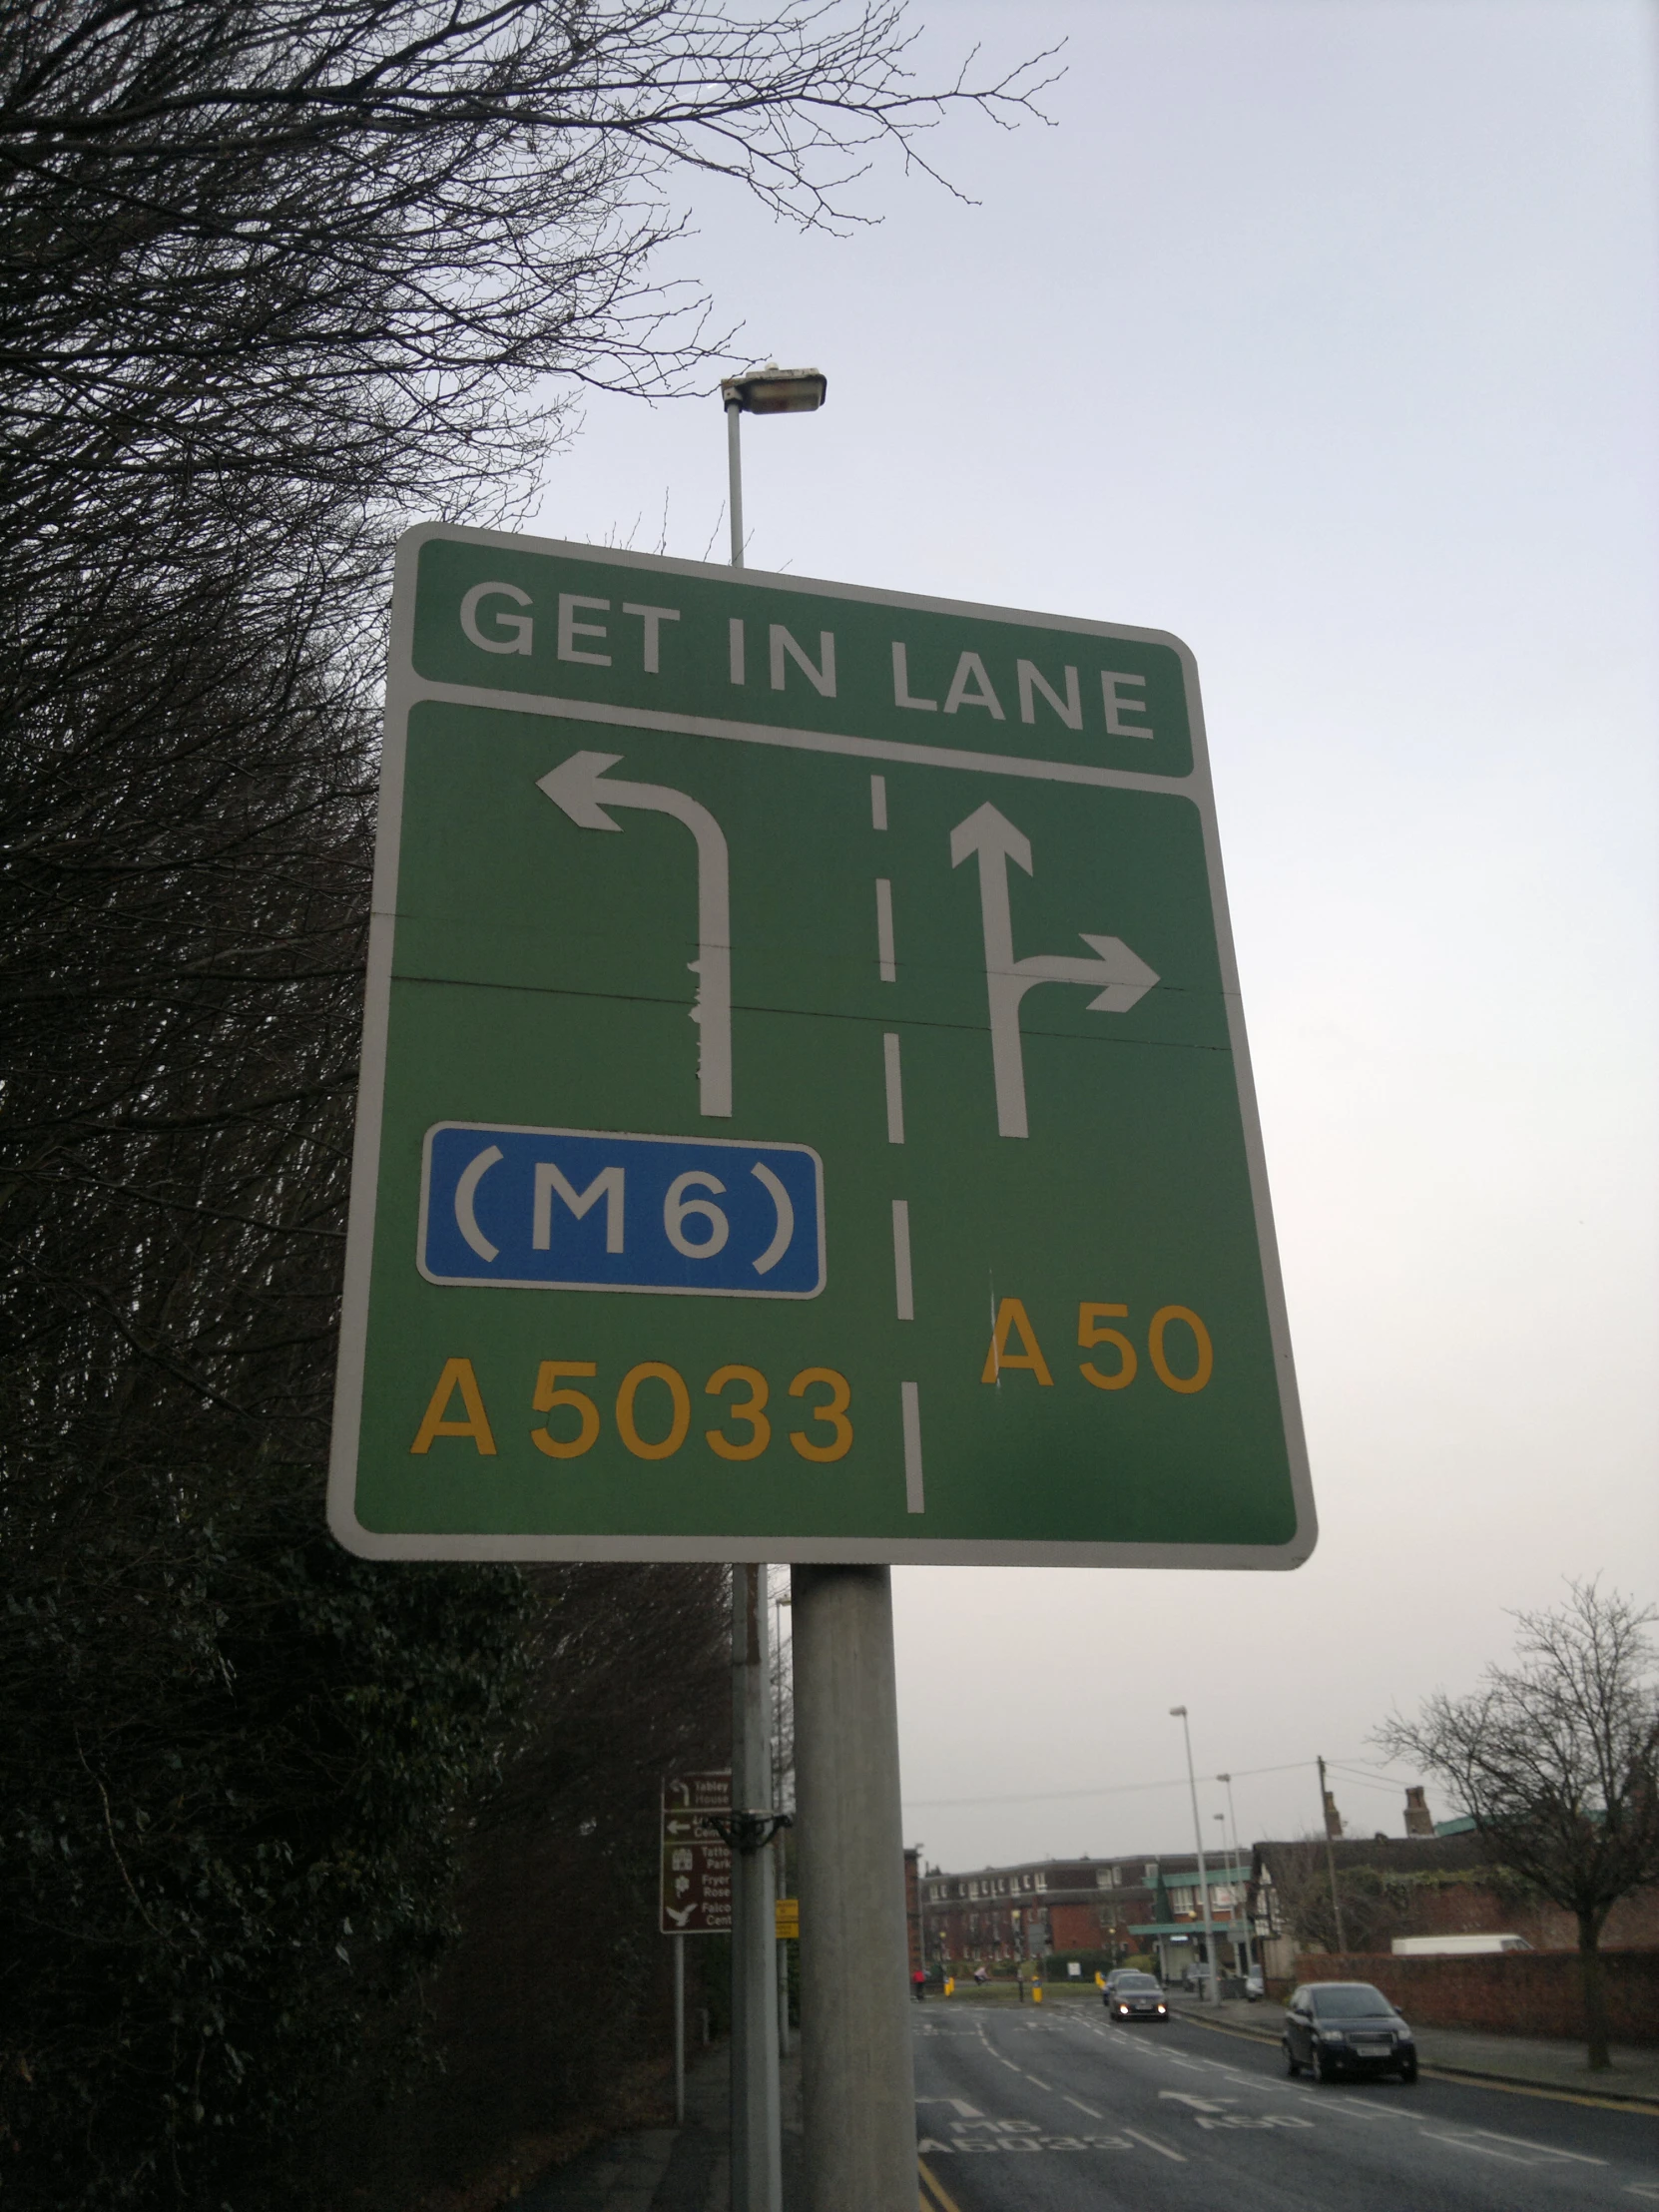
[1171, 1706, 1219, 2003]
[727, 399, 745, 568]
[792, 1565, 916, 2212]
[773, 1584, 795, 2059]
[731, 1565, 782, 2212]
[674, 1934, 686, 2126]
[1317, 1755, 1350, 1953]
[1218, 1773, 1250, 1973]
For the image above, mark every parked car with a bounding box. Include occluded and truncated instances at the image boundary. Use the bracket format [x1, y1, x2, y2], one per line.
[1103, 1969, 1169, 2022]
[1282, 1982, 1417, 2084]
[1245, 1964, 1266, 2001]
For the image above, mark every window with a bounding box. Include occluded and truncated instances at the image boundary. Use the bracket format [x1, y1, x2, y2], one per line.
[1034, 1873, 1047, 1891]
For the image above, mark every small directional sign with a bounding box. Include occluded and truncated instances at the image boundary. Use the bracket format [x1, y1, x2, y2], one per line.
[328, 527, 1314, 1565]
[661, 1771, 733, 1935]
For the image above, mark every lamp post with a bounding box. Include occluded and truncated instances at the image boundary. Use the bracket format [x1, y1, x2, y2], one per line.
[721, 364, 829, 567]
[1217, 1771, 1251, 1973]
[1170, 1706, 1219, 2004]
[718, 364, 917, 2208]
[719, 368, 824, 2212]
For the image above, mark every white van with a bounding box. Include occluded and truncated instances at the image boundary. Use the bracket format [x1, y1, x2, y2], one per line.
[1389, 1934, 1532, 1956]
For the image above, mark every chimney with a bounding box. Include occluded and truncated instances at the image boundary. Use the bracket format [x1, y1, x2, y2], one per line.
[1403, 1786, 1433, 1838]
[1323, 1790, 1345, 1840]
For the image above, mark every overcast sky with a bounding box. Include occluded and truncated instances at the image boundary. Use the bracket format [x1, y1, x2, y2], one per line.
[526, 0, 1659, 1871]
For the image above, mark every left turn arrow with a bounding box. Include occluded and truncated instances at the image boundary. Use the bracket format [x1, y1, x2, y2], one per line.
[538, 752, 733, 1118]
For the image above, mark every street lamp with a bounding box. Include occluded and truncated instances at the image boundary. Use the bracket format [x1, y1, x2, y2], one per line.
[1170, 1706, 1220, 2004]
[1216, 1771, 1251, 1972]
[718, 370, 824, 2212]
[720, 364, 829, 567]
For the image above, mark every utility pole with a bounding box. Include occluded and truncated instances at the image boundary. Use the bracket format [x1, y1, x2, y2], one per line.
[1317, 1755, 1349, 1954]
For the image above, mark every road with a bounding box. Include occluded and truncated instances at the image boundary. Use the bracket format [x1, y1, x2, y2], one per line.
[912, 1999, 1659, 2211]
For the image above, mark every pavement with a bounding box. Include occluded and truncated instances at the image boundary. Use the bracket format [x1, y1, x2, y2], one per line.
[516, 2039, 804, 2211]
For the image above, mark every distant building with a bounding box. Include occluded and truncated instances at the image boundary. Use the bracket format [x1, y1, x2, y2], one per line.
[917, 1853, 1255, 1981]
[1247, 1832, 1659, 1978]
[903, 1847, 922, 1975]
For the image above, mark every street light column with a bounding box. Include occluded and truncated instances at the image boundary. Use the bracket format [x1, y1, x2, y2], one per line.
[1171, 1706, 1220, 2004]
[726, 395, 745, 568]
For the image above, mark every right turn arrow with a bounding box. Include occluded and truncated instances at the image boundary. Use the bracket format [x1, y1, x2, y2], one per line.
[949, 802, 1158, 1138]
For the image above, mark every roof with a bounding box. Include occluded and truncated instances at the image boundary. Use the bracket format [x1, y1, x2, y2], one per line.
[1252, 1833, 1489, 1881]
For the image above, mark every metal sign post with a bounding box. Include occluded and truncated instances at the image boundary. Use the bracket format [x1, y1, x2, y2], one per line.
[330, 524, 1315, 2212]
[660, 1772, 733, 2143]
[727, 1567, 783, 2212]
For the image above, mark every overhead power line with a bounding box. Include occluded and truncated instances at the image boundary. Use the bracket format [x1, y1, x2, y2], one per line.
[905, 1757, 1317, 1812]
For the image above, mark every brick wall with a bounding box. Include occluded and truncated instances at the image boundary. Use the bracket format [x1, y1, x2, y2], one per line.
[1292, 1949, 1659, 2045]
[1396, 1883, 1659, 1952]
[1049, 1901, 1107, 1951]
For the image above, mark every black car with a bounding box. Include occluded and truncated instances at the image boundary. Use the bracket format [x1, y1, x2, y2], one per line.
[1282, 1982, 1417, 2083]
[1103, 1969, 1168, 2022]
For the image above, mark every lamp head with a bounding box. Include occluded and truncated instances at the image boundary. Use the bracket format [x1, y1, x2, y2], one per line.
[722, 363, 828, 415]
[1170, 1705, 1187, 1718]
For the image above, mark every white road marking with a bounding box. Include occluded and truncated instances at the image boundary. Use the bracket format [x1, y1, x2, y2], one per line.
[1121, 2126, 1186, 2162]
[1420, 2135, 1533, 2165]
[1438, 2127, 1605, 2166]
[869, 773, 887, 830]
[1064, 2097, 1103, 2119]
[1024, 2076, 1050, 2089]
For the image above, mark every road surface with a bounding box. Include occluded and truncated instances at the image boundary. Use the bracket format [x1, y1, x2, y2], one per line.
[912, 2000, 1658, 2210]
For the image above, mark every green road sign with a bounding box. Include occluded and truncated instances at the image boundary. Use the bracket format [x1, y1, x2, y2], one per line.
[327, 526, 1314, 1566]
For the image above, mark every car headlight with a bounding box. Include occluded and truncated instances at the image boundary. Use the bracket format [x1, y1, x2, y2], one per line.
[1318, 2029, 1347, 2043]
[1156, 2004, 1167, 2014]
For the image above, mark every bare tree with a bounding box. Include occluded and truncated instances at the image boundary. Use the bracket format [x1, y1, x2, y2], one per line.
[0, 5, 1053, 2200]
[1377, 1580, 1659, 2070]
